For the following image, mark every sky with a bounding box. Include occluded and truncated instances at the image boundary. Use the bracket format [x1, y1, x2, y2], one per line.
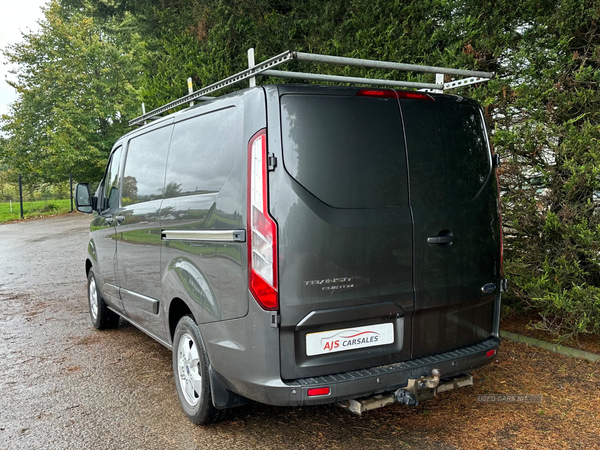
[0, 0, 48, 118]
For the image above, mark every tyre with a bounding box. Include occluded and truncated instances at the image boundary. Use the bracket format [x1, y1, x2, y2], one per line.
[173, 315, 224, 425]
[87, 269, 120, 329]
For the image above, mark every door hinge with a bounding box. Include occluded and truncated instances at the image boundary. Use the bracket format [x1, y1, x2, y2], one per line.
[270, 311, 280, 328]
[268, 153, 277, 171]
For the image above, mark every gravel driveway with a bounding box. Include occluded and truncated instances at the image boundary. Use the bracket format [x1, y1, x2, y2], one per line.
[0, 214, 597, 449]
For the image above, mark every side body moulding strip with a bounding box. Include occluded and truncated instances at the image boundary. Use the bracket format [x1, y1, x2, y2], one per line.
[161, 229, 246, 242]
[120, 288, 160, 314]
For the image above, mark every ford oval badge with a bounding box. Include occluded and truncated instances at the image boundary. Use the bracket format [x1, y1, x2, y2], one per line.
[482, 283, 496, 294]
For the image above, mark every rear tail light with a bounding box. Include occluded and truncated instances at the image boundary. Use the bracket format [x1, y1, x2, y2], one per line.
[486, 349, 497, 358]
[248, 129, 278, 310]
[357, 89, 434, 101]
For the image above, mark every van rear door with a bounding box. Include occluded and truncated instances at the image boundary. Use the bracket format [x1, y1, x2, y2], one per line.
[269, 87, 414, 380]
[400, 97, 501, 358]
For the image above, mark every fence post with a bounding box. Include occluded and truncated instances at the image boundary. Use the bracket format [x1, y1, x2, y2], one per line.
[70, 173, 74, 213]
[18, 174, 24, 219]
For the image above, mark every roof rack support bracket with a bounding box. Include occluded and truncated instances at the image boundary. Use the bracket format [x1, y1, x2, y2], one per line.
[443, 77, 491, 91]
[248, 48, 256, 88]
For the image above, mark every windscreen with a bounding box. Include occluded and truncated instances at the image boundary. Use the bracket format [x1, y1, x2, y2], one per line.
[400, 99, 491, 205]
[280, 94, 408, 208]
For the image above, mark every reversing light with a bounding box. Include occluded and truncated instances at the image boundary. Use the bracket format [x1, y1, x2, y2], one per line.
[486, 349, 497, 358]
[248, 129, 278, 310]
[307, 387, 330, 397]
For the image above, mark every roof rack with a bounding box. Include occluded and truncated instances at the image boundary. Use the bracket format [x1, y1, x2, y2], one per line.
[129, 49, 493, 127]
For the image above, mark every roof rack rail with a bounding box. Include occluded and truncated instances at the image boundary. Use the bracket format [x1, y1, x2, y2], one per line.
[129, 49, 493, 127]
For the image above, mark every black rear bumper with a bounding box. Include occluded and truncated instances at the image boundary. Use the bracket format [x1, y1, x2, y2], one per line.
[290, 338, 499, 406]
[218, 337, 499, 407]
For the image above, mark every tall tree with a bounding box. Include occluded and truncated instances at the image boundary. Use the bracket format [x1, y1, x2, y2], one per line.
[0, 0, 143, 181]
[487, 0, 600, 336]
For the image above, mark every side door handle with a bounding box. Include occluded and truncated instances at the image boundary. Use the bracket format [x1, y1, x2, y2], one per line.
[427, 231, 457, 246]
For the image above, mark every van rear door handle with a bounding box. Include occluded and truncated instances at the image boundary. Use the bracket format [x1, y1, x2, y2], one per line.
[427, 232, 456, 246]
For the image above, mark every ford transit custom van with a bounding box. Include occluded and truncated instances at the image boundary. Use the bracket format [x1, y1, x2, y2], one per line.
[76, 84, 503, 424]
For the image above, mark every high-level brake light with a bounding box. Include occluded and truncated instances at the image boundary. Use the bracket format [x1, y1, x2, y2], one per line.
[357, 89, 434, 101]
[248, 129, 278, 310]
[357, 88, 399, 98]
[396, 91, 434, 101]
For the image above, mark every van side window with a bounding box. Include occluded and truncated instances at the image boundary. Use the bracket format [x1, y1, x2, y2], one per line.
[122, 125, 173, 205]
[102, 146, 122, 211]
[164, 107, 237, 199]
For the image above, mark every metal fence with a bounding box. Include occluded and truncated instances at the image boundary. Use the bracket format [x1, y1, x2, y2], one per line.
[0, 174, 76, 220]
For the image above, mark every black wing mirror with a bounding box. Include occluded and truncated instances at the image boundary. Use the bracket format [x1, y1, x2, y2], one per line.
[75, 183, 97, 213]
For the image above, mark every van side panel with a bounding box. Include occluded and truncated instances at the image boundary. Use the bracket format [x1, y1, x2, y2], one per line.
[116, 125, 173, 339]
[160, 90, 264, 329]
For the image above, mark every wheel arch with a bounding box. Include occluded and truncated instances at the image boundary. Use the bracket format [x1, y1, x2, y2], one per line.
[168, 297, 197, 343]
[85, 258, 93, 277]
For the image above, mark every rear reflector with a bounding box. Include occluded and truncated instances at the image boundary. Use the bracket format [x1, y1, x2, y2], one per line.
[486, 349, 497, 358]
[307, 387, 330, 397]
[248, 129, 278, 310]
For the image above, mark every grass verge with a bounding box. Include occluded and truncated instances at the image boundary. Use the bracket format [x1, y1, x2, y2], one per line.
[0, 199, 72, 224]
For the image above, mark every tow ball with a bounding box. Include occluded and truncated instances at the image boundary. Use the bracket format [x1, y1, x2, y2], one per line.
[337, 369, 473, 415]
[395, 368, 442, 406]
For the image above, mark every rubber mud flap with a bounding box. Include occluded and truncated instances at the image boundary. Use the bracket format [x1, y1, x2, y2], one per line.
[209, 365, 249, 410]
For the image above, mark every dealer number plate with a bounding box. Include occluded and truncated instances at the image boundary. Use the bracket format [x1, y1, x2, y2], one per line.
[306, 323, 394, 356]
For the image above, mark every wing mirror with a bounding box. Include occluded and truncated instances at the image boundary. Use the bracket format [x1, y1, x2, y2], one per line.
[75, 183, 97, 213]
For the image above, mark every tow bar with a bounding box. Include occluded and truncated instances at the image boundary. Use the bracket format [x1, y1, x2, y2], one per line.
[337, 369, 473, 416]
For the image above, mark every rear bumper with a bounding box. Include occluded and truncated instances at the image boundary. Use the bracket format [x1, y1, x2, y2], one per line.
[219, 337, 499, 407]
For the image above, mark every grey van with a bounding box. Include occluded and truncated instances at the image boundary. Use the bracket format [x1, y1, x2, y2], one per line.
[76, 84, 503, 424]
